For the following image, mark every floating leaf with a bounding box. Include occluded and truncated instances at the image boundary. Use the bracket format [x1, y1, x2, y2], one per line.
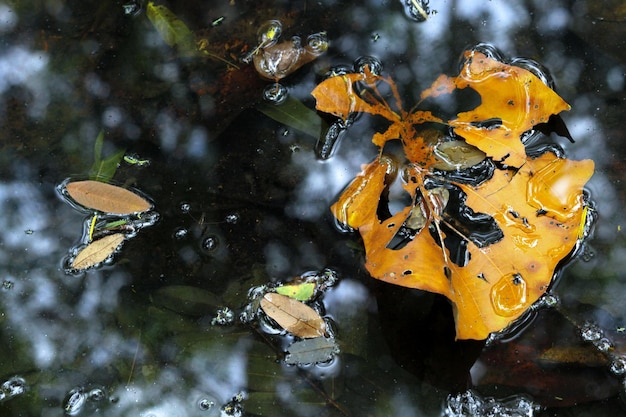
[66, 180, 152, 214]
[146, 2, 197, 56]
[257, 95, 325, 139]
[316, 46, 595, 340]
[260, 293, 326, 338]
[72, 233, 125, 270]
[151, 285, 223, 316]
[88, 131, 125, 182]
[285, 337, 338, 365]
[276, 282, 316, 301]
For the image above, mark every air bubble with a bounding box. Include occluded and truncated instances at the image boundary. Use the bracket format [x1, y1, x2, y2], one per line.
[399, 0, 430, 22]
[580, 322, 603, 342]
[173, 228, 188, 239]
[180, 202, 191, 213]
[202, 236, 219, 252]
[212, 307, 235, 325]
[198, 397, 216, 411]
[225, 213, 240, 224]
[324, 64, 352, 79]
[353, 56, 383, 75]
[257, 20, 282, 47]
[593, 337, 613, 352]
[262, 83, 288, 104]
[306, 32, 328, 54]
[64, 387, 87, 416]
[1, 377, 27, 398]
[610, 355, 626, 376]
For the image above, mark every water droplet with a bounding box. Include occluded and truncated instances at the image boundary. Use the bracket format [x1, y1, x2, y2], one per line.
[353, 56, 383, 75]
[122, 1, 141, 16]
[580, 322, 603, 342]
[593, 337, 613, 352]
[490, 273, 528, 317]
[2, 377, 27, 398]
[202, 236, 219, 252]
[88, 388, 105, 402]
[64, 387, 87, 416]
[325, 64, 353, 78]
[257, 20, 282, 47]
[225, 213, 240, 224]
[212, 307, 235, 325]
[262, 83, 288, 104]
[610, 355, 626, 376]
[173, 228, 188, 240]
[198, 397, 216, 411]
[306, 32, 328, 54]
[180, 202, 191, 213]
[399, 0, 430, 22]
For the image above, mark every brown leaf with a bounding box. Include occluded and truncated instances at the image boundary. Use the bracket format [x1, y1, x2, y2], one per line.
[72, 233, 125, 270]
[66, 180, 152, 214]
[260, 292, 326, 338]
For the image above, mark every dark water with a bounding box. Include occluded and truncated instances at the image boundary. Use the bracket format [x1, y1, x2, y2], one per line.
[0, 0, 625, 416]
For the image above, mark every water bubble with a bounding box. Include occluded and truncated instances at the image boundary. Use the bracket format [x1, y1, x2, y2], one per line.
[1, 377, 27, 398]
[262, 83, 288, 104]
[399, 0, 430, 22]
[64, 387, 87, 416]
[225, 213, 240, 224]
[257, 20, 282, 47]
[180, 202, 191, 213]
[306, 32, 328, 54]
[202, 235, 219, 252]
[198, 397, 216, 411]
[593, 337, 613, 352]
[122, 1, 141, 16]
[580, 322, 603, 342]
[212, 307, 235, 325]
[316, 120, 347, 160]
[610, 355, 626, 376]
[173, 228, 188, 240]
[490, 273, 528, 317]
[324, 64, 353, 78]
[353, 56, 383, 75]
[88, 388, 105, 402]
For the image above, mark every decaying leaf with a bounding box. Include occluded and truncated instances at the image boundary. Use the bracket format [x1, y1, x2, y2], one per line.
[285, 337, 338, 365]
[260, 292, 326, 338]
[66, 180, 152, 214]
[146, 2, 197, 56]
[315, 46, 595, 340]
[276, 282, 316, 301]
[72, 233, 125, 270]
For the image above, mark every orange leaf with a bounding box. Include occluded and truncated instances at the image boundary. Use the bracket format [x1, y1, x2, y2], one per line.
[260, 293, 327, 338]
[312, 68, 400, 122]
[66, 180, 152, 214]
[332, 154, 593, 339]
[440, 50, 570, 168]
[320, 47, 595, 340]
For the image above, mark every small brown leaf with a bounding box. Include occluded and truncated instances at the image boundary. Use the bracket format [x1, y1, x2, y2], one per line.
[72, 233, 125, 270]
[66, 180, 152, 214]
[260, 293, 326, 338]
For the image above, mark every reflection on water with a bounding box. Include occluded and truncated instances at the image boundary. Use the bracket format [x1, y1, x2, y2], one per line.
[0, 0, 625, 415]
